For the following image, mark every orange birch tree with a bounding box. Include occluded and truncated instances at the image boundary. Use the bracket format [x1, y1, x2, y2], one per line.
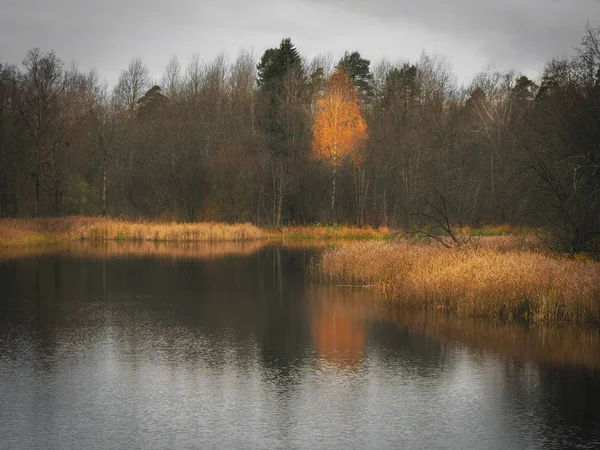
[312, 69, 367, 222]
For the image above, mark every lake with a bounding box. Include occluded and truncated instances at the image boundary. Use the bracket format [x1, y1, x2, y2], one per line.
[1, 243, 599, 449]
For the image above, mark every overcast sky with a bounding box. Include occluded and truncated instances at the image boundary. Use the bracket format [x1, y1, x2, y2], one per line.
[1, 0, 599, 86]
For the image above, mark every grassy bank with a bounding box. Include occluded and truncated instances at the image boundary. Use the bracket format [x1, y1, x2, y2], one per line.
[270, 224, 394, 240]
[313, 241, 600, 323]
[1, 217, 532, 247]
[0, 217, 266, 247]
[0, 218, 397, 248]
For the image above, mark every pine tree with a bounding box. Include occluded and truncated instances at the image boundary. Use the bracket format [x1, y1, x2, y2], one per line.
[336, 51, 374, 101]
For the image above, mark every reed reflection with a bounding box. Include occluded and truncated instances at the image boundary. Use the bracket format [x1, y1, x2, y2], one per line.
[386, 309, 600, 369]
[308, 281, 600, 370]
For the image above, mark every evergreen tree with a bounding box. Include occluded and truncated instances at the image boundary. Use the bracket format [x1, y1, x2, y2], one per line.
[136, 85, 168, 118]
[382, 63, 418, 108]
[257, 38, 301, 90]
[512, 75, 537, 102]
[336, 51, 374, 101]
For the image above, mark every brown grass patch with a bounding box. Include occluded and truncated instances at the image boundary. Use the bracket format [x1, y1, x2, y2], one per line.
[313, 241, 600, 323]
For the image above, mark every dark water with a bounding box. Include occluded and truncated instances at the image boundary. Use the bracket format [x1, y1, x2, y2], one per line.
[1, 244, 599, 450]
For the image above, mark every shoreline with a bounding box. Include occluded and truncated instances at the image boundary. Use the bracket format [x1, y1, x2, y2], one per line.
[1, 216, 599, 323]
[0, 216, 399, 248]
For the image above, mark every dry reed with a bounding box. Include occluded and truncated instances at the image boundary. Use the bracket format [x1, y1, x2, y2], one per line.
[313, 241, 600, 323]
[0, 216, 267, 247]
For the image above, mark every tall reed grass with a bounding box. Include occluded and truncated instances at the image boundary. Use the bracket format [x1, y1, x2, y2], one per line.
[313, 241, 600, 323]
[0, 216, 266, 247]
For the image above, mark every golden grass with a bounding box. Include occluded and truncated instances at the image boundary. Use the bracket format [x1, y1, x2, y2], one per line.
[0, 216, 267, 247]
[313, 241, 600, 323]
[270, 224, 393, 240]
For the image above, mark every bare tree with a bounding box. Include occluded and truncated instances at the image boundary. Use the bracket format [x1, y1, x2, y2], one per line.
[576, 24, 600, 86]
[0, 63, 23, 216]
[161, 55, 182, 100]
[88, 84, 121, 216]
[466, 67, 517, 219]
[20, 49, 67, 216]
[113, 57, 151, 114]
[184, 53, 204, 102]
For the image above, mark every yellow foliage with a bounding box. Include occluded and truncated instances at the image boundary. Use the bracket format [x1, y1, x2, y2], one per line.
[312, 69, 368, 166]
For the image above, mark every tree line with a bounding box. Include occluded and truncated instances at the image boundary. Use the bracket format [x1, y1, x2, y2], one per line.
[0, 27, 599, 253]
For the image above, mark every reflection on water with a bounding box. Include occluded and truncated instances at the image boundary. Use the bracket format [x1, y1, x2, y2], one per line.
[0, 240, 270, 263]
[311, 287, 366, 367]
[386, 309, 600, 369]
[0, 239, 335, 263]
[0, 245, 599, 449]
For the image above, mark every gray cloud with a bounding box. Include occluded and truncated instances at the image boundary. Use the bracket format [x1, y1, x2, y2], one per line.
[1, 0, 598, 86]
[304, 0, 599, 72]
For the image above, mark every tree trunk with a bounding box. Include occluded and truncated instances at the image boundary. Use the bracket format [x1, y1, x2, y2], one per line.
[54, 178, 60, 216]
[33, 174, 40, 218]
[52, 149, 60, 216]
[255, 186, 261, 225]
[272, 158, 286, 228]
[121, 178, 125, 214]
[354, 165, 368, 227]
[490, 149, 495, 195]
[383, 185, 388, 226]
[331, 164, 336, 224]
[102, 163, 107, 217]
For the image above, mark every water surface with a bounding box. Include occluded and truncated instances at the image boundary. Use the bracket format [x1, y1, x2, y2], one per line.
[1, 244, 599, 449]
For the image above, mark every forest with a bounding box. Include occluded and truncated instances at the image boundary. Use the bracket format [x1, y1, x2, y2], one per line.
[0, 26, 599, 254]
